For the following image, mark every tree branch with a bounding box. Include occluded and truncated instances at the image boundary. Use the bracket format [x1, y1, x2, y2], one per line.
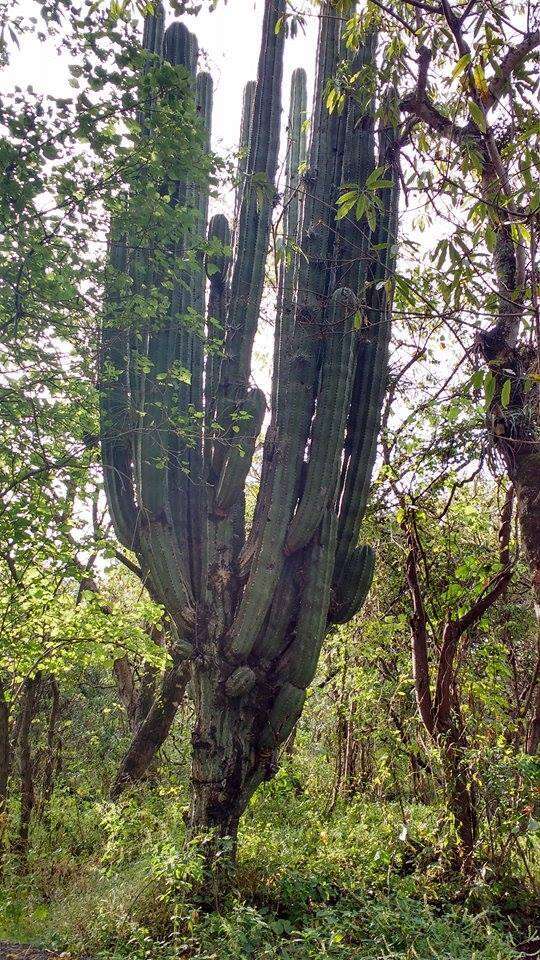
[404, 517, 435, 735]
[485, 29, 540, 110]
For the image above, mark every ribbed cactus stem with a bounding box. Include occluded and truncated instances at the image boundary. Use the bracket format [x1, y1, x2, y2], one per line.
[186, 70, 213, 599]
[205, 213, 231, 465]
[259, 683, 306, 750]
[249, 69, 307, 570]
[272, 67, 307, 414]
[280, 509, 337, 688]
[284, 69, 307, 238]
[135, 17, 201, 617]
[215, 387, 266, 515]
[285, 288, 356, 555]
[142, 2, 165, 54]
[138, 20, 196, 520]
[334, 31, 377, 294]
[335, 120, 399, 573]
[234, 80, 256, 224]
[163, 20, 197, 71]
[227, 3, 346, 661]
[100, 233, 139, 553]
[251, 553, 302, 659]
[330, 544, 375, 624]
[212, 0, 285, 477]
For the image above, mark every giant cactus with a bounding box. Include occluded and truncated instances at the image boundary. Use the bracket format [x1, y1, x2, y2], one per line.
[100, 0, 399, 852]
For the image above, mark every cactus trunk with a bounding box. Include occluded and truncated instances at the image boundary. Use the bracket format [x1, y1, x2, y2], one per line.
[100, 0, 400, 865]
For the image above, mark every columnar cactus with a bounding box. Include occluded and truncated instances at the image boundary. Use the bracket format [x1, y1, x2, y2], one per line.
[100, 0, 399, 848]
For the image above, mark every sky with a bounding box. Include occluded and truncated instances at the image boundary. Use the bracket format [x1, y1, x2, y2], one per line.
[2, 0, 323, 395]
[0, 0, 473, 537]
[2, 0, 318, 174]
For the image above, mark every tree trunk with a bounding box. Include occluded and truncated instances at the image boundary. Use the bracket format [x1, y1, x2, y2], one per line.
[440, 728, 477, 871]
[0, 680, 9, 817]
[113, 658, 139, 733]
[187, 647, 274, 887]
[17, 675, 41, 864]
[111, 661, 189, 798]
[526, 678, 540, 756]
[0, 679, 10, 872]
[114, 656, 160, 734]
[37, 678, 60, 821]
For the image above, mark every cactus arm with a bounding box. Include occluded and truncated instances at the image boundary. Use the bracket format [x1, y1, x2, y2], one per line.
[134, 21, 201, 613]
[283, 68, 307, 250]
[204, 213, 231, 472]
[234, 80, 256, 226]
[245, 70, 307, 575]
[100, 234, 140, 553]
[251, 553, 302, 659]
[258, 683, 306, 750]
[185, 70, 213, 599]
[280, 508, 337, 689]
[335, 126, 400, 573]
[284, 288, 356, 555]
[212, 0, 285, 477]
[142, 2, 165, 56]
[271, 67, 307, 416]
[259, 509, 336, 753]
[228, 4, 346, 661]
[214, 387, 266, 515]
[207, 386, 265, 638]
[102, 3, 166, 552]
[330, 544, 375, 624]
[334, 31, 377, 293]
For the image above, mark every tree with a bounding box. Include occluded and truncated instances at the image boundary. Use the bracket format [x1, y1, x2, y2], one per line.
[99, 0, 400, 863]
[335, 0, 539, 647]
[401, 4, 540, 633]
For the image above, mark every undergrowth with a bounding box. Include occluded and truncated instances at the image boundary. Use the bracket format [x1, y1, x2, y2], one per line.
[0, 765, 537, 959]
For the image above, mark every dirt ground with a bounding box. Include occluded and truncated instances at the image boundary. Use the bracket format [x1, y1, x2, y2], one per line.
[0, 945, 71, 960]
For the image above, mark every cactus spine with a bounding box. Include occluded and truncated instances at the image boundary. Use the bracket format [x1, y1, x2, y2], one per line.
[100, 0, 399, 849]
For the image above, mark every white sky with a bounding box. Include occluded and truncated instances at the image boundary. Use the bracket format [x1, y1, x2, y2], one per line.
[1, 0, 321, 397]
[1, 0, 454, 422]
[2, 1, 317, 171]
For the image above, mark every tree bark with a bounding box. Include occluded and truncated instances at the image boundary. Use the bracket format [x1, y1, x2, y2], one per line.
[0, 680, 9, 818]
[17, 675, 41, 864]
[111, 661, 189, 798]
[526, 678, 540, 756]
[113, 658, 139, 733]
[403, 492, 513, 871]
[37, 678, 61, 821]
[439, 728, 477, 870]
[187, 646, 276, 892]
[114, 655, 160, 734]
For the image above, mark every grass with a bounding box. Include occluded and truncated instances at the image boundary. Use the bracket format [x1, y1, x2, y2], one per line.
[0, 770, 536, 959]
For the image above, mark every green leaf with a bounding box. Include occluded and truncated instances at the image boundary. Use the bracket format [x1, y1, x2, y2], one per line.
[355, 195, 366, 220]
[500, 378, 511, 408]
[485, 225, 497, 253]
[468, 100, 487, 133]
[484, 370, 496, 408]
[336, 198, 356, 220]
[337, 190, 359, 206]
[365, 165, 385, 188]
[452, 53, 471, 79]
[472, 63, 488, 98]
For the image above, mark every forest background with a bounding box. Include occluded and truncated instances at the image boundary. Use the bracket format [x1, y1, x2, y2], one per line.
[0, 0, 538, 957]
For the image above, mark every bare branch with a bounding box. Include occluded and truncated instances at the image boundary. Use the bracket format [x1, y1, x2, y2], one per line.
[485, 29, 540, 110]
